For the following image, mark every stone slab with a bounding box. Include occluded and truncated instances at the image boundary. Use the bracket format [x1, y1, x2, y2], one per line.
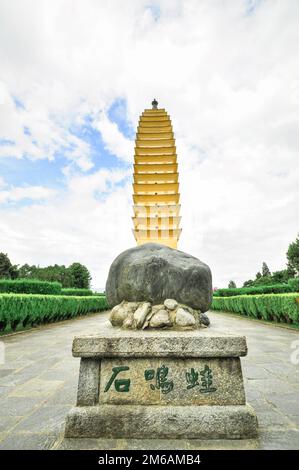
[72, 322, 247, 358]
[99, 357, 245, 406]
[77, 358, 100, 406]
[65, 404, 258, 439]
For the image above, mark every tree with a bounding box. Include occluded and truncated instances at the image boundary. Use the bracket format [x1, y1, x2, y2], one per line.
[254, 275, 272, 286]
[243, 279, 254, 287]
[18, 263, 36, 278]
[286, 263, 296, 279]
[69, 262, 91, 289]
[17, 262, 91, 288]
[0, 253, 18, 279]
[228, 280, 236, 288]
[271, 270, 287, 284]
[256, 272, 262, 279]
[262, 262, 271, 277]
[271, 269, 294, 284]
[287, 234, 299, 275]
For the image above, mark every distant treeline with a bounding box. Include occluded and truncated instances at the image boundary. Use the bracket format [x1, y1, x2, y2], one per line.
[0, 252, 92, 289]
[226, 233, 299, 290]
[0, 280, 100, 296]
[214, 278, 299, 297]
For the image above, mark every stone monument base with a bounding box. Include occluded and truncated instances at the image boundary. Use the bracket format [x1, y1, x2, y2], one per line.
[66, 404, 257, 439]
[64, 322, 258, 439]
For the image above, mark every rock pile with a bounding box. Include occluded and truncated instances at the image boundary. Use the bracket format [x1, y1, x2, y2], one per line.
[109, 298, 210, 330]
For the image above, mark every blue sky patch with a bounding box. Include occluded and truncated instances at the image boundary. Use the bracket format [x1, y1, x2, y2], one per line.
[0, 102, 134, 204]
[0, 156, 65, 189]
[0, 138, 15, 146]
[70, 113, 130, 174]
[23, 126, 31, 136]
[146, 3, 161, 22]
[0, 197, 52, 210]
[13, 96, 25, 110]
[108, 98, 135, 140]
[245, 0, 262, 15]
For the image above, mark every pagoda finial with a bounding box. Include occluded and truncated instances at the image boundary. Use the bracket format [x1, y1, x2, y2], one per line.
[152, 98, 158, 109]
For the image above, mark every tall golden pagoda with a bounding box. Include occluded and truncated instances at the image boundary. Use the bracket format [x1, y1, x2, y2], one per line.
[132, 99, 181, 249]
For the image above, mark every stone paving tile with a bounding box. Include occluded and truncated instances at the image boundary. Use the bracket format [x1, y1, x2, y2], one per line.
[0, 432, 59, 450]
[0, 415, 23, 433]
[287, 415, 299, 427]
[242, 366, 270, 379]
[39, 368, 76, 381]
[0, 385, 14, 398]
[12, 405, 70, 434]
[255, 408, 294, 429]
[57, 438, 120, 450]
[1, 359, 34, 370]
[0, 311, 298, 450]
[0, 360, 63, 387]
[245, 377, 297, 395]
[0, 369, 16, 378]
[0, 396, 44, 416]
[245, 397, 269, 411]
[258, 429, 299, 450]
[49, 360, 79, 372]
[44, 380, 78, 406]
[10, 378, 64, 398]
[266, 395, 299, 415]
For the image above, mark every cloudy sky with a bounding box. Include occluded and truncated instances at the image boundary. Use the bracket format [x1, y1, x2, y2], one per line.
[0, 0, 298, 290]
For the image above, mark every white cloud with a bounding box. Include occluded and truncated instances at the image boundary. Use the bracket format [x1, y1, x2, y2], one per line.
[0, 0, 298, 288]
[93, 113, 134, 164]
[0, 79, 94, 170]
[0, 169, 132, 289]
[0, 183, 57, 204]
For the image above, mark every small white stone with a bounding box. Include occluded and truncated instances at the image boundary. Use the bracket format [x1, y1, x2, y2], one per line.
[133, 302, 151, 328]
[122, 314, 134, 329]
[125, 301, 140, 312]
[109, 304, 127, 326]
[149, 309, 171, 328]
[109, 301, 141, 327]
[164, 299, 178, 310]
[175, 308, 196, 327]
[151, 304, 164, 313]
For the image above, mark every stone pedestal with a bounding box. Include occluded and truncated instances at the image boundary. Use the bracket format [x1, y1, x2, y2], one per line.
[65, 322, 258, 439]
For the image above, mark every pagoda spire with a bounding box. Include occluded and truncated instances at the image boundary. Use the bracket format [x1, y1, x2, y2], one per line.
[132, 102, 181, 249]
[151, 98, 158, 109]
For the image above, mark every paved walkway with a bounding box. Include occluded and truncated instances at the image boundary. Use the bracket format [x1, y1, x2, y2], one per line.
[0, 311, 298, 450]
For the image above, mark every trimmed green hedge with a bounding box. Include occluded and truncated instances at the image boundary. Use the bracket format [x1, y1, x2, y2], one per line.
[288, 278, 299, 292]
[211, 294, 299, 323]
[213, 283, 294, 297]
[61, 288, 93, 296]
[0, 294, 109, 332]
[0, 279, 62, 295]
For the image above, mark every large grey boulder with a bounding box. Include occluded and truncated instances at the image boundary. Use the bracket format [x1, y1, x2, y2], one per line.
[105, 243, 212, 312]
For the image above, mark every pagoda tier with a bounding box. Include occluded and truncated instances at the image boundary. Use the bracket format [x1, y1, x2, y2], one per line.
[132, 103, 181, 249]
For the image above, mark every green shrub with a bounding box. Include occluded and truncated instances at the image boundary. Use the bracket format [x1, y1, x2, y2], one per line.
[0, 294, 109, 332]
[288, 277, 299, 292]
[61, 288, 93, 296]
[213, 283, 292, 297]
[0, 279, 62, 295]
[211, 294, 299, 324]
